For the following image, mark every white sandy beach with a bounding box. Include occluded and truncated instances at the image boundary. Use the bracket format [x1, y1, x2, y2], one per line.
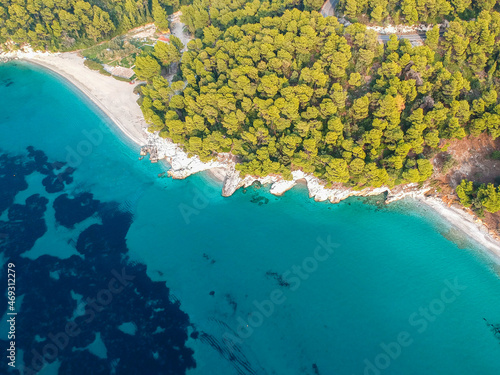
[420, 197, 500, 261]
[2, 50, 500, 261]
[6, 51, 148, 146]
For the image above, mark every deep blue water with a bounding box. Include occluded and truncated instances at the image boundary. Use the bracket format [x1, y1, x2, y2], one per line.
[1, 62, 500, 375]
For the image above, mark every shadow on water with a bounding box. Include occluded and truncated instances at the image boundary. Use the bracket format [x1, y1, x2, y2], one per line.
[0, 147, 196, 375]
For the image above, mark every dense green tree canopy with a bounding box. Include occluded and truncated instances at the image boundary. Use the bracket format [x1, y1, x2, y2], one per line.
[338, 0, 500, 25]
[179, 0, 319, 36]
[137, 8, 500, 189]
[457, 179, 500, 214]
[0, 0, 179, 50]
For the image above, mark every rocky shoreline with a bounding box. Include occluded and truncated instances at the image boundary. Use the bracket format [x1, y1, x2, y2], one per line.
[139, 130, 431, 202]
[140, 130, 500, 260]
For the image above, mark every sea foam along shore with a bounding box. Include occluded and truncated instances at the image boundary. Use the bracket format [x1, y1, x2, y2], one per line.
[2, 49, 500, 260]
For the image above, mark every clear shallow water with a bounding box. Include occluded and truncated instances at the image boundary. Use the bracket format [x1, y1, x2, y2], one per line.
[1, 62, 500, 375]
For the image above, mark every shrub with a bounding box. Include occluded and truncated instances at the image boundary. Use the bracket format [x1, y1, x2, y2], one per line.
[83, 59, 111, 76]
[489, 150, 500, 160]
[441, 153, 458, 174]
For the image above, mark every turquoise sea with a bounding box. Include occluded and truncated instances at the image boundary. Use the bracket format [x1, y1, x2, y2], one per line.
[1, 61, 500, 375]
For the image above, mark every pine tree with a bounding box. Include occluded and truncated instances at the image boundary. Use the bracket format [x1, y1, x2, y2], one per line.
[152, 0, 170, 32]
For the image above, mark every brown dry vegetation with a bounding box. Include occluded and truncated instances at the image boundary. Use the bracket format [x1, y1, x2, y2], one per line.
[430, 134, 500, 236]
[445, 134, 500, 187]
